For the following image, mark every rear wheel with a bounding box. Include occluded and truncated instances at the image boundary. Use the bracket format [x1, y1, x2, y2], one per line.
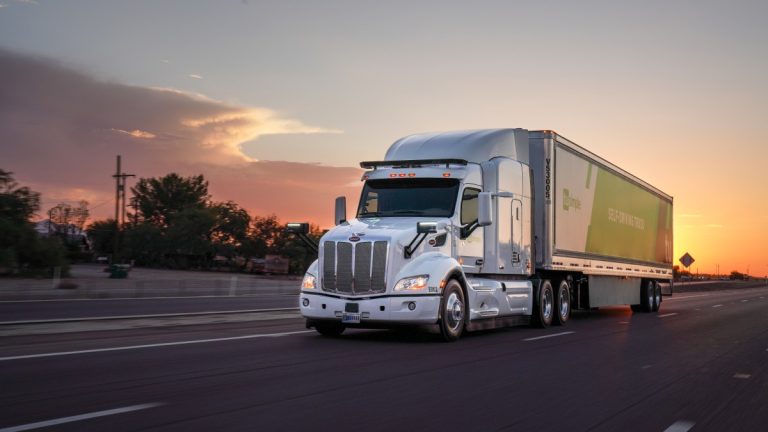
[553, 280, 571, 326]
[532, 280, 554, 328]
[315, 322, 345, 337]
[640, 280, 654, 313]
[439, 280, 465, 342]
[652, 281, 662, 312]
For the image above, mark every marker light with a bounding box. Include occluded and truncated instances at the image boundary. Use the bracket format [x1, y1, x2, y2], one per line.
[408, 173, 416, 177]
[390, 173, 397, 178]
[398, 173, 406, 177]
[442, 172, 451, 177]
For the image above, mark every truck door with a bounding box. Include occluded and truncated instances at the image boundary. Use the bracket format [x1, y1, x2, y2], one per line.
[512, 199, 523, 268]
[459, 187, 484, 272]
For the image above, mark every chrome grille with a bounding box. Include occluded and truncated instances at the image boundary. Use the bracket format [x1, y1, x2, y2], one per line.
[322, 240, 388, 294]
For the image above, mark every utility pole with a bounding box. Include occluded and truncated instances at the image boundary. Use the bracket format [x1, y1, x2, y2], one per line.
[112, 155, 135, 264]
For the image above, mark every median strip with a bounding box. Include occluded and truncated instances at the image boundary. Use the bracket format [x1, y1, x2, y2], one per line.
[0, 307, 299, 326]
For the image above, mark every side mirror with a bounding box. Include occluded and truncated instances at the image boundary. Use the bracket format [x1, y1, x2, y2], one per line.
[286, 222, 310, 234]
[335, 196, 347, 225]
[416, 221, 438, 234]
[478, 192, 493, 226]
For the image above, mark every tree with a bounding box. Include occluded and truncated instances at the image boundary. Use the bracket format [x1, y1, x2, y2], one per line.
[0, 169, 67, 275]
[132, 173, 209, 227]
[86, 219, 117, 256]
[0, 169, 40, 224]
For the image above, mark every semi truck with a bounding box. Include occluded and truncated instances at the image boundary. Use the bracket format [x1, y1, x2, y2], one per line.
[288, 129, 673, 341]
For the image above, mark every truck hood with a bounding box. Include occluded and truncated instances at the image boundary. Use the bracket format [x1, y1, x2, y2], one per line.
[322, 217, 448, 247]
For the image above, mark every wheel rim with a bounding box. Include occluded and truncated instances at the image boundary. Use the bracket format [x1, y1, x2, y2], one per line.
[543, 288, 553, 320]
[445, 292, 464, 332]
[559, 287, 569, 319]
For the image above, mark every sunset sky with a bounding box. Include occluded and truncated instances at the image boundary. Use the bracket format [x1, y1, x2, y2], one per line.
[1, 0, 767, 276]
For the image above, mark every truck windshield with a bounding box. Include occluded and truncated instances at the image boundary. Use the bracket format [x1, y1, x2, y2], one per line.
[357, 178, 460, 218]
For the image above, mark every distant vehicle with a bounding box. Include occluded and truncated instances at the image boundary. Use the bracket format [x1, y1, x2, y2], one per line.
[248, 255, 290, 275]
[290, 129, 673, 341]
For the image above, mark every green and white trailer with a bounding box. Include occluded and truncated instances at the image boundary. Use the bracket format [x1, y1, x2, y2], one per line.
[293, 129, 673, 341]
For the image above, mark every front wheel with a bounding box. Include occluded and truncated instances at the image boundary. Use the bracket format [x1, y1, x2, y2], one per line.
[439, 280, 465, 342]
[315, 322, 345, 337]
[532, 280, 554, 328]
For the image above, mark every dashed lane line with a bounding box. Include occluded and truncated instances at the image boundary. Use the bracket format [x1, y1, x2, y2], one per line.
[0, 403, 164, 432]
[664, 420, 695, 432]
[523, 331, 575, 341]
[0, 330, 314, 362]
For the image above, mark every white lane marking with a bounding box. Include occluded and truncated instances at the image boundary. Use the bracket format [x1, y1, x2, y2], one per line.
[664, 420, 695, 432]
[523, 331, 575, 341]
[733, 373, 751, 379]
[0, 308, 300, 325]
[618, 321, 629, 324]
[658, 313, 678, 318]
[0, 293, 295, 303]
[666, 294, 711, 301]
[741, 299, 749, 303]
[712, 304, 723, 308]
[0, 403, 163, 432]
[0, 330, 314, 362]
[641, 365, 652, 369]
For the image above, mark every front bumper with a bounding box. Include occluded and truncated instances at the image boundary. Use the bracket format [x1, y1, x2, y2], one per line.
[300, 291, 441, 325]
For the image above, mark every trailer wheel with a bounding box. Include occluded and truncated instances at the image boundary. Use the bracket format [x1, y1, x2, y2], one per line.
[641, 280, 654, 313]
[652, 281, 662, 312]
[315, 322, 345, 337]
[532, 280, 554, 328]
[439, 280, 465, 342]
[553, 280, 571, 326]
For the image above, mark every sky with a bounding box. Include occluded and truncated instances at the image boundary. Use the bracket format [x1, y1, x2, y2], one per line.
[1, 0, 767, 276]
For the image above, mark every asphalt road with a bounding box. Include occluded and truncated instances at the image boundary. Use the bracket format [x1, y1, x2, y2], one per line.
[0, 295, 299, 322]
[2, 287, 768, 431]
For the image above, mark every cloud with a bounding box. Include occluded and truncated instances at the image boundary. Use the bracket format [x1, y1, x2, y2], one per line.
[111, 129, 157, 139]
[677, 214, 702, 218]
[188, 74, 203, 80]
[0, 48, 358, 226]
[704, 224, 723, 228]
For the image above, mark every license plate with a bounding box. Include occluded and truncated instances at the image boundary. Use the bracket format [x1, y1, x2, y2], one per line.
[342, 312, 361, 324]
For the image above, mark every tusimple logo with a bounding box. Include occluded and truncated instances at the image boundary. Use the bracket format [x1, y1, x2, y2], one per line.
[562, 188, 581, 211]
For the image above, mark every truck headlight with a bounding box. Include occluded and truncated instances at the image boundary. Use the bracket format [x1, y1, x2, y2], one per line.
[301, 273, 316, 289]
[394, 275, 429, 291]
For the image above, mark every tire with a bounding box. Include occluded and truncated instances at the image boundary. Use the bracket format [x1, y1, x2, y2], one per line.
[553, 280, 571, 326]
[315, 322, 345, 337]
[439, 280, 465, 342]
[652, 281, 662, 312]
[532, 280, 554, 328]
[630, 304, 642, 313]
[641, 280, 654, 313]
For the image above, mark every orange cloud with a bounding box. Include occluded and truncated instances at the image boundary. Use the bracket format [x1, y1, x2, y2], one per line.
[0, 48, 359, 227]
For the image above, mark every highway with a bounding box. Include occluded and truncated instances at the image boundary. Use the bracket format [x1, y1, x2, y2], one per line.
[2, 286, 768, 431]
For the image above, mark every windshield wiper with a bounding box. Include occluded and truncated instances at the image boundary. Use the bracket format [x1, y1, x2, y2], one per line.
[390, 210, 427, 215]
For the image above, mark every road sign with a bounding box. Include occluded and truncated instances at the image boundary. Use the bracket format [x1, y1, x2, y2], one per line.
[679, 252, 695, 268]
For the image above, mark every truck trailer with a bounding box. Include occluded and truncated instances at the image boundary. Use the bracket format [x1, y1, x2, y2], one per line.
[289, 129, 673, 341]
